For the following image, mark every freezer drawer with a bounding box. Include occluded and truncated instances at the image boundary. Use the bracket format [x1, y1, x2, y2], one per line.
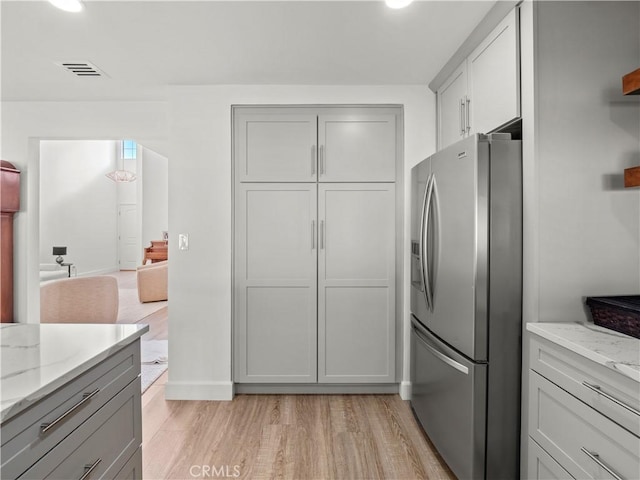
[410, 317, 487, 480]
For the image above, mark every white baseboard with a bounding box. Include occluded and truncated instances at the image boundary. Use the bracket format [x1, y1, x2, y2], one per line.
[76, 266, 119, 277]
[399, 381, 412, 400]
[164, 380, 234, 401]
[235, 383, 399, 395]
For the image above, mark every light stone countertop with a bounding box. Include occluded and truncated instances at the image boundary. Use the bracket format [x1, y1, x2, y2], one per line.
[526, 322, 640, 383]
[0, 323, 148, 423]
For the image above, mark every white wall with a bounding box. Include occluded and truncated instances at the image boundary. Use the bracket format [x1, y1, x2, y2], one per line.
[141, 146, 169, 248]
[522, 1, 640, 326]
[40, 140, 119, 276]
[519, 1, 640, 472]
[1, 101, 168, 323]
[166, 85, 435, 400]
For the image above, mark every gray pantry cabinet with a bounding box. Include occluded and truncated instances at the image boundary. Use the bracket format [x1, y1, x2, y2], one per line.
[233, 106, 399, 385]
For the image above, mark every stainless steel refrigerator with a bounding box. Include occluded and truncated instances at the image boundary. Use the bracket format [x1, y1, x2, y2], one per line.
[410, 133, 522, 480]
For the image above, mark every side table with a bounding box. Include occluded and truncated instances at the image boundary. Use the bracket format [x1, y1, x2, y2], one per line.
[61, 262, 74, 277]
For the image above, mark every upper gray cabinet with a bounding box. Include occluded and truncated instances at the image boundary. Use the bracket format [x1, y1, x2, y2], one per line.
[235, 108, 398, 182]
[436, 7, 520, 150]
[437, 63, 469, 151]
[318, 114, 397, 182]
[235, 112, 318, 182]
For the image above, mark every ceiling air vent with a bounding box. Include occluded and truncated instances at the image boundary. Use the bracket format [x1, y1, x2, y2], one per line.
[56, 61, 107, 77]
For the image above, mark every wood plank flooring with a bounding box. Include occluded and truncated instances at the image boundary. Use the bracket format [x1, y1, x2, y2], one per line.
[137, 306, 168, 341]
[133, 284, 455, 479]
[142, 374, 455, 480]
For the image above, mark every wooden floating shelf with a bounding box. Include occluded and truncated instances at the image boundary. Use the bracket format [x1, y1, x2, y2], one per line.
[624, 166, 640, 188]
[622, 67, 640, 95]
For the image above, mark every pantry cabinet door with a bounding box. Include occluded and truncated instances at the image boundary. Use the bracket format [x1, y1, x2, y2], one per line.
[468, 7, 520, 135]
[437, 62, 468, 150]
[318, 114, 397, 182]
[317, 183, 396, 383]
[234, 183, 318, 383]
[235, 112, 318, 182]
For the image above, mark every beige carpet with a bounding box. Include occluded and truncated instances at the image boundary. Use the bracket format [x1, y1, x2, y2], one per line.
[108, 271, 167, 324]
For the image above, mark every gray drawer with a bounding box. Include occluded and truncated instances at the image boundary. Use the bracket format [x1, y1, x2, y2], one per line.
[527, 437, 575, 480]
[114, 448, 142, 480]
[529, 371, 640, 480]
[1, 342, 140, 479]
[530, 335, 640, 437]
[18, 377, 141, 480]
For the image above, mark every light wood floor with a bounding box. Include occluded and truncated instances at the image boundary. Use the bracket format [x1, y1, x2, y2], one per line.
[137, 295, 454, 479]
[142, 378, 455, 479]
[136, 306, 168, 341]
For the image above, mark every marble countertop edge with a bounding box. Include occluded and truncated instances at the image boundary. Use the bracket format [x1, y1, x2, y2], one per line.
[527, 321, 640, 384]
[1, 323, 149, 423]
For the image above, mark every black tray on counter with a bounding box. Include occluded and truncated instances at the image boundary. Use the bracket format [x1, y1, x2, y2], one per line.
[585, 295, 640, 339]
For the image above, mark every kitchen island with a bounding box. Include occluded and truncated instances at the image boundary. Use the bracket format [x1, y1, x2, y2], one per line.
[1, 323, 148, 480]
[526, 322, 640, 479]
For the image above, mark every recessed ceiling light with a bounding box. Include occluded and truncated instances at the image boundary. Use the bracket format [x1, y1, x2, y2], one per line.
[48, 0, 84, 13]
[385, 0, 414, 8]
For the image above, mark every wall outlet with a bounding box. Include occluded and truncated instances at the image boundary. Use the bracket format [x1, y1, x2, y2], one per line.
[178, 233, 189, 251]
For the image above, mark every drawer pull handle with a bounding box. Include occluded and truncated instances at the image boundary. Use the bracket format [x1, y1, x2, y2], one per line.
[79, 458, 102, 480]
[580, 447, 624, 480]
[40, 388, 100, 434]
[582, 381, 640, 417]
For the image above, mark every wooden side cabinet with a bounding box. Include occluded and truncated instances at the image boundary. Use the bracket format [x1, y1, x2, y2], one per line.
[1, 160, 20, 323]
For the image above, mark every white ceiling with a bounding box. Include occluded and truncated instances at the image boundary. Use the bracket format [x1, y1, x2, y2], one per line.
[1, 0, 495, 101]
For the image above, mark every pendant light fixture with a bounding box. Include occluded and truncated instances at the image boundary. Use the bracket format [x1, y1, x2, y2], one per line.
[48, 0, 84, 12]
[106, 140, 137, 183]
[385, 0, 414, 8]
[105, 169, 137, 182]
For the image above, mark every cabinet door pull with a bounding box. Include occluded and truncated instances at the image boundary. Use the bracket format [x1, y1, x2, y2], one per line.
[79, 458, 102, 480]
[580, 448, 624, 480]
[40, 388, 100, 434]
[319, 145, 325, 175]
[582, 381, 640, 416]
[320, 220, 325, 250]
[465, 96, 471, 133]
[311, 145, 316, 176]
[460, 98, 465, 135]
[311, 220, 316, 250]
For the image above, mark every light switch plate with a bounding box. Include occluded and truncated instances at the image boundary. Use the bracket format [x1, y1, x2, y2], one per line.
[178, 233, 189, 251]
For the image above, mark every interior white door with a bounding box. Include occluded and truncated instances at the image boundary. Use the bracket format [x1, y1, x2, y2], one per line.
[234, 183, 318, 383]
[317, 183, 395, 383]
[118, 204, 138, 271]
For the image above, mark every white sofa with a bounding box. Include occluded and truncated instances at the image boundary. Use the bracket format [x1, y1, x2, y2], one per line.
[39, 263, 68, 283]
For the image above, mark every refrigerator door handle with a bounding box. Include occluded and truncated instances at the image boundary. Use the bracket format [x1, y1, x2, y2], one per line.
[420, 174, 434, 310]
[423, 174, 436, 311]
[412, 321, 469, 375]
